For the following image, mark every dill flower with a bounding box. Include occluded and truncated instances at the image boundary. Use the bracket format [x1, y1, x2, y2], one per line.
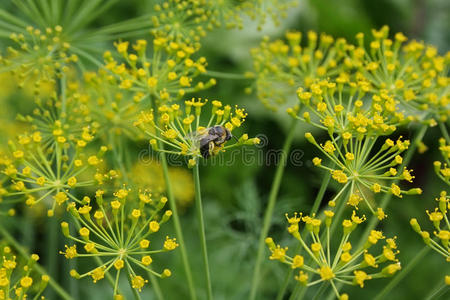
[2, 131, 109, 215]
[306, 132, 420, 214]
[134, 98, 259, 162]
[434, 137, 450, 185]
[410, 191, 449, 268]
[151, 0, 209, 45]
[0, 246, 49, 300]
[60, 188, 176, 297]
[2, 25, 77, 85]
[0, 0, 155, 86]
[290, 80, 412, 136]
[83, 69, 147, 140]
[349, 26, 449, 120]
[293, 81, 420, 214]
[152, 0, 297, 42]
[251, 31, 350, 111]
[17, 85, 94, 148]
[267, 211, 401, 298]
[204, 0, 298, 30]
[103, 38, 215, 104]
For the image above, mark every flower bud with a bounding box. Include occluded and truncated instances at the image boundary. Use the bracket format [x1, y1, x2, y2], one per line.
[61, 222, 70, 237]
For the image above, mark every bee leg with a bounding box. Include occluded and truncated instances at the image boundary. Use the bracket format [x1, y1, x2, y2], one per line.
[200, 143, 211, 159]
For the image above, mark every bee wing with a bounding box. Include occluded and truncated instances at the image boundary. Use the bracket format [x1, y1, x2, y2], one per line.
[184, 129, 210, 150]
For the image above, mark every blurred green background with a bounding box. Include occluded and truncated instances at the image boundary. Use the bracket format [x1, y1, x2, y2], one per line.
[0, 0, 449, 299]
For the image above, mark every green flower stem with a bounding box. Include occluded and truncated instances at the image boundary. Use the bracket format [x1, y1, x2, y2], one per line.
[425, 277, 450, 300]
[0, 224, 74, 300]
[288, 282, 301, 300]
[60, 72, 67, 118]
[159, 148, 197, 300]
[326, 184, 353, 240]
[193, 163, 213, 300]
[68, 258, 79, 299]
[374, 246, 430, 300]
[45, 214, 59, 299]
[111, 132, 129, 183]
[439, 121, 450, 143]
[205, 70, 248, 80]
[311, 282, 328, 300]
[148, 272, 164, 300]
[275, 171, 332, 300]
[250, 119, 298, 300]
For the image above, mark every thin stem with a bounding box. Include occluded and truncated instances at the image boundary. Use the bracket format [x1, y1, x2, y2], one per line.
[60, 72, 67, 119]
[0, 224, 74, 300]
[45, 215, 59, 299]
[250, 119, 298, 300]
[193, 163, 213, 300]
[439, 121, 450, 143]
[425, 278, 450, 300]
[205, 70, 248, 80]
[159, 148, 197, 300]
[311, 282, 328, 300]
[287, 283, 301, 300]
[148, 271, 164, 300]
[374, 246, 430, 300]
[68, 256, 79, 299]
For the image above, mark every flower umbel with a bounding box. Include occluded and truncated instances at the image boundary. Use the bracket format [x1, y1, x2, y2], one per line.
[3, 131, 109, 215]
[291, 81, 421, 215]
[103, 38, 215, 104]
[349, 26, 449, 121]
[0, 246, 49, 300]
[135, 98, 259, 162]
[251, 31, 350, 111]
[60, 188, 176, 297]
[267, 211, 401, 298]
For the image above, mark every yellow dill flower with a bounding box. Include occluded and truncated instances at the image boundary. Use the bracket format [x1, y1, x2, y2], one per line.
[2, 130, 109, 214]
[411, 191, 449, 269]
[2, 25, 77, 86]
[152, 0, 297, 39]
[251, 31, 351, 111]
[61, 188, 175, 297]
[434, 138, 450, 185]
[294, 81, 408, 137]
[267, 209, 400, 298]
[103, 39, 215, 105]
[83, 70, 148, 141]
[0, 246, 49, 299]
[305, 129, 420, 214]
[136, 98, 259, 161]
[350, 26, 449, 120]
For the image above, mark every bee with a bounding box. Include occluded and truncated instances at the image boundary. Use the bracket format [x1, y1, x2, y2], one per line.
[187, 125, 233, 158]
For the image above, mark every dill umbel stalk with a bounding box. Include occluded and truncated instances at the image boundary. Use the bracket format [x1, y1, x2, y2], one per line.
[159, 147, 197, 300]
[193, 162, 213, 300]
